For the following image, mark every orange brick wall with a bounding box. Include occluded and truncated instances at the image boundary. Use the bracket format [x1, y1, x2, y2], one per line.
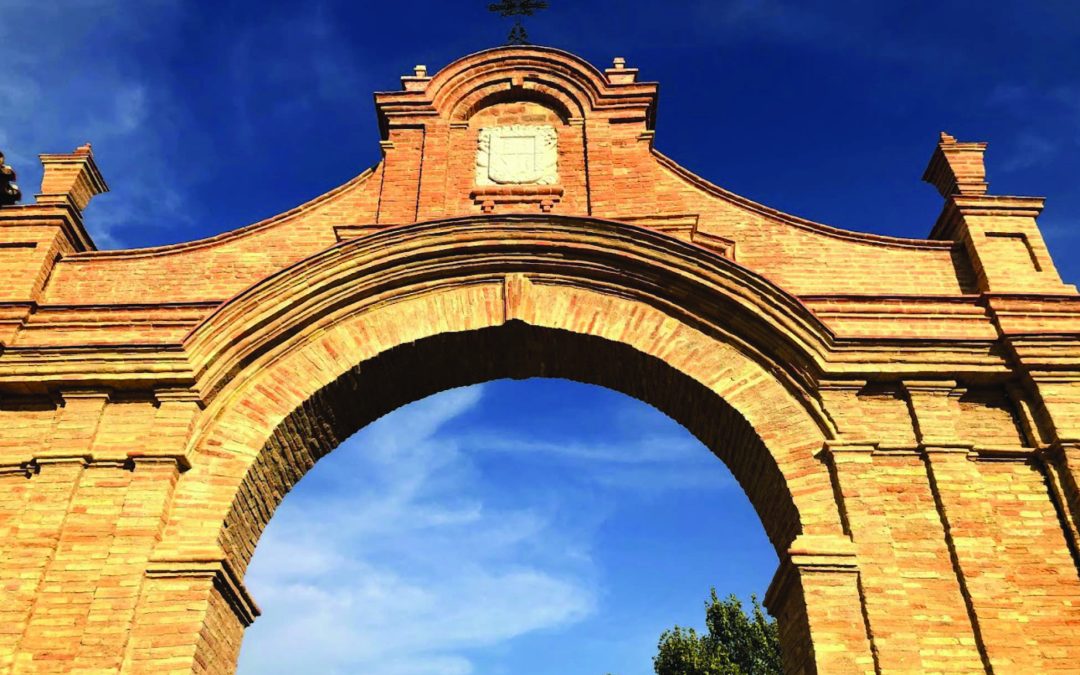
[827, 449, 986, 672]
[0, 45, 1078, 674]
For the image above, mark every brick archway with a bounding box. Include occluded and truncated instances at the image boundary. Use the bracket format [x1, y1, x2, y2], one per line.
[144, 215, 866, 673]
[2, 46, 1080, 674]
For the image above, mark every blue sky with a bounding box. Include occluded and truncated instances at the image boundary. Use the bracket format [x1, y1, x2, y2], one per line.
[239, 381, 765, 674]
[3, 2, 1078, 674]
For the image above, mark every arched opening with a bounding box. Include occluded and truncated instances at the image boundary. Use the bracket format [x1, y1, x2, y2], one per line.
[236, 377, 778, 674]
[189, 322, 839, 674]
[219, 323, 801, 574]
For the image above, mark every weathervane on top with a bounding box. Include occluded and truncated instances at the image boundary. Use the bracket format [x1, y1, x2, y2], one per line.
[488, 0, 549, 45]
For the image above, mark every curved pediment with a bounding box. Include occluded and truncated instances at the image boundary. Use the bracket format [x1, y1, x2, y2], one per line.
[375, 45, 658, 131]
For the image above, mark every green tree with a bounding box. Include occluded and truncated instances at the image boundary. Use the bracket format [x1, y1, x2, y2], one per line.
[653, 589, 782, 675]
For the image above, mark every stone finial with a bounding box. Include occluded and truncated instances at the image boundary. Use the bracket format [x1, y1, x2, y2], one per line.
[922, 131, 988, 198]
[401, 64, 432, 92]
[38, 142, 109, 211]
[605, 56, 638, 85]
[0, 150, 22, 206]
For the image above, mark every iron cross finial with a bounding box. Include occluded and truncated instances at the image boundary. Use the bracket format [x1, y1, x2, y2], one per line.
[488, 0, 549, 45]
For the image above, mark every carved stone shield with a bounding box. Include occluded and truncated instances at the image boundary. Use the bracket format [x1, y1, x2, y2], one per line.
[476, 125, 558, 186]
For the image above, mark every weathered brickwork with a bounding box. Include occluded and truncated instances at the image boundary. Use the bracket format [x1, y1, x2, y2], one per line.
[0, 46, 1078, 673]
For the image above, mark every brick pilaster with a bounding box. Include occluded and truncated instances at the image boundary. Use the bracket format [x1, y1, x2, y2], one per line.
[764, 534, 876, 675]
[1041, 441, 1080, 563]
[0, 458, 86, 673]
[905, 380, 1023, 671]
[2, 389, 108, 671]
[121, 559, 257, 675]
[821, 441, 985, 672]
[376, 128, 425, 224]
[68, 458, 184, 672]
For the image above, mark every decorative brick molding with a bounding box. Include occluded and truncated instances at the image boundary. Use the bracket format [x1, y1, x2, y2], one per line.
[37, 143, 108, 212]
[470, 184, 564, 212]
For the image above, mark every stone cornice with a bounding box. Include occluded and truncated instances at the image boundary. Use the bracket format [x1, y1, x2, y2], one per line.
[146, 557, 260, 627]
[764, 534, 860, 614]
[931, 194, 1046, 240]
[0, 451, 191, 476]
[0, 201, 95, 252]
[6, 214, 1062, 395]
[820, 440, 1034, 462]
[0, 344, 195, 394]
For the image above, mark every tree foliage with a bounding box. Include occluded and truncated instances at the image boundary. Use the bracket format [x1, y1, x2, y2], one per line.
[652, 589, 782, 675]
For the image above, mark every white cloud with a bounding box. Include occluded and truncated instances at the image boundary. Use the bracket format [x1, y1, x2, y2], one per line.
[987, 83, 1080, 174]
[238, 381, 738, 673]
[0, 0, 371, 250]
[238, 385, 597, 675]
[461, 432, 703, 464]
[459, 430, 733, 494]
[0, 1, 188, 248]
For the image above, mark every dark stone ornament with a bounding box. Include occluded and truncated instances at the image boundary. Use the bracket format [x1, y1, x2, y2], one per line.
[0, 151, 21, 206]
[507, 21, 529, 44]
[488, 0, 548, 44]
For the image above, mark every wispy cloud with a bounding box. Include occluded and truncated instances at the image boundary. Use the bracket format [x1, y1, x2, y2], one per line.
[999, 131, 1058, 172]
[225, 2, 370, 143]
[1040, 219, 1080, 241]
[239, 382, 733, 674]
[698, 0, 839, 44]
[0, 0, 372, 249]
[689, 0, 968, 67]
[239, 385, 597, 675]
[460, 431, 732, 493]
[0, 1, 190, 248]
[0, 2, 189, 247]
[987, 83, 1080, 174]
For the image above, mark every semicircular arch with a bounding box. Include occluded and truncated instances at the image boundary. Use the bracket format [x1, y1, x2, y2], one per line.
[185, 215, 834, 407]
[158, 215, 846, 577]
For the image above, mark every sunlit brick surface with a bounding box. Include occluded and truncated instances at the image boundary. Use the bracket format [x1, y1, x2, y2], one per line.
[0, 46, 1078, 674]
